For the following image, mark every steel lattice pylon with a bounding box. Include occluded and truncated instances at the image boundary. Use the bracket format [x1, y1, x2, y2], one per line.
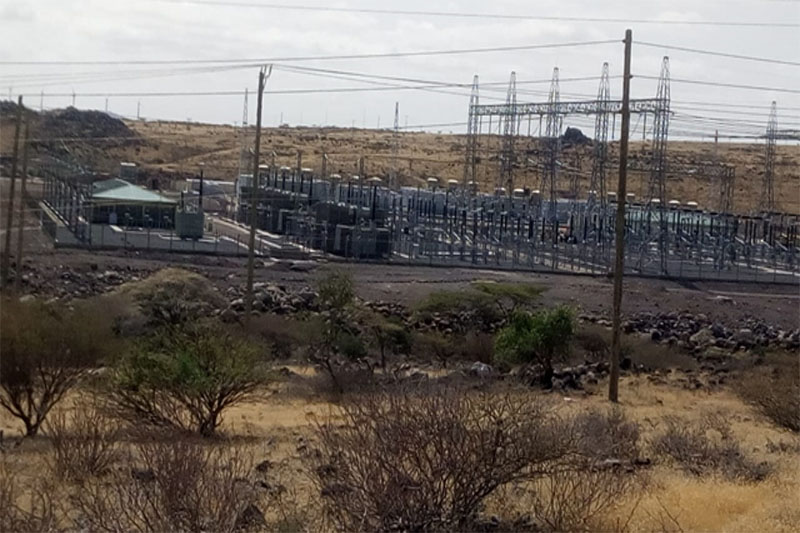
[463, 75, 480, 191]
[587, 63, 611, 218]
[541, 67, 562, 222]
[499, 72, 517, 194]
[761, 101, 777, 213]
[391, 101, 400, 189]
[238, 89, 251, 178]
[642, 57, 671, 274]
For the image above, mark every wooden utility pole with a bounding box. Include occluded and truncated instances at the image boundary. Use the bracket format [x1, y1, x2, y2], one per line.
[1, 96, 24, 287]
[609, 29, 633, 403]
[245, 65, 271, 317]
[14, 119, 31, 294]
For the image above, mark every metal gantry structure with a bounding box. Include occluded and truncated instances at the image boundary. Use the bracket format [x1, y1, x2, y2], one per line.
[587, 63, 611, 219]
[31, 56, 799, 285]
[391, 101, 400, 189]
[221, 56, 794, 284]
[640, 56, 671, 274]
[498, 71, 517, 194]
[463, 75, 480, 189]
[761, 101, 778, 213]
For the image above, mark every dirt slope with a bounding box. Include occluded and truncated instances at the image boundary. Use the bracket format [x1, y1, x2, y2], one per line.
[2, 103, 797, 214]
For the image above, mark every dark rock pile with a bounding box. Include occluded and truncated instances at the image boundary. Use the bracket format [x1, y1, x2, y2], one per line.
[12, 262, 150, 300]
[620, 311, 799, 352]
[225, 283, 319, 316]
[39, 107, 137, 141]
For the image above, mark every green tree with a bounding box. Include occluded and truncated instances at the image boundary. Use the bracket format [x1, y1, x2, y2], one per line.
[363, 313, 411, 369]
[107, 322, 267, 436]
[313, 270, 359, 392]
[471, 281, 544, 319]
[495, 307, 574, 388]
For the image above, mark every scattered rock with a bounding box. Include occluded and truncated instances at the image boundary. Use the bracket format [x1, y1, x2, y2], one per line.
[469, 362, 494, 378]
[234, 504, 266, 531]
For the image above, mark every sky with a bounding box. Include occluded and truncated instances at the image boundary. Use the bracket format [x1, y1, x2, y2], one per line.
[1, 0, 798, 140]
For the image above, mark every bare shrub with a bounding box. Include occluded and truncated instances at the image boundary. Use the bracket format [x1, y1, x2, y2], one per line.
[46, 401, 121, 482]
[308, 386, 573, 531]
[120, 268, 226, 327]
[574, 324, 610, 362]
[305, 366, 378, 399]
[0, 460, 57, 532]
[528, 465, 642, 533]
[105, 322, 268, 436]
[735, 354, 800, 433]
[414, 331, 457, 368]
[650, 414, 770, 481]
[573, 408, 642, 462]
[461, 331, 495, 365]
[73, 439, 264, 532]
[573, 323, 696, 371]
[0, 297, 118, 436]
[525, 408, 645, 532]
[247, 313, 310, 359]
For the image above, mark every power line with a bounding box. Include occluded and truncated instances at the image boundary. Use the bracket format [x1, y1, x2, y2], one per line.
[637, 75, 800, 94]
[0, 40, 617, 66]
[144, 0, 800, 27]
[638, 41, 800, 66]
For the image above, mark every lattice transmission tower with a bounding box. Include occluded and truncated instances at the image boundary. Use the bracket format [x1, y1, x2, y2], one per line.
[391, 101, 399, 189]
[499, 72, 517, 194]
[463, 75, 480, 191]
[238, 89, 250, 177]
[588, 62, 611, 217]
[644, 57, 671, 274]
[541, 67, 562, 222]
[761, 101, 777, 213]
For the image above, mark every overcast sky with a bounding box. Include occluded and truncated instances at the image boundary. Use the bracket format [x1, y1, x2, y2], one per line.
[1, 0, 798, 139]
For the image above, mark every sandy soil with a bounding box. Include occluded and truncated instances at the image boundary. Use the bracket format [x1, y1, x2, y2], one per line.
[2, 372, 798, 532]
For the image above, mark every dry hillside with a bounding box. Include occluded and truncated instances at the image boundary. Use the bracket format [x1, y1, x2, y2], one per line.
[2, 103, 798, 214]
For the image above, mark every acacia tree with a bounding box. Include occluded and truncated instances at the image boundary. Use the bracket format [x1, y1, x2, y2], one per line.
[494, 306, 574, 388]
[106, 322, 267, 436]
[312, 270, 359, 392]
[363, 312, 410, 369]
[0, 299, 115, 436]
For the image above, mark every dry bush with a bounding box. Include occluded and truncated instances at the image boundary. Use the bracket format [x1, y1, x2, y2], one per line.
[246, 313, 310, 360]
[573, 408, 642, 462]
[0, 460, 57, 532]
[72, 439, 265, 533]
[650, 414, 770, 481]
[528, 465, 642, 533]
[304, 366, 378, 400]
[735, 353, 799, 433]
[523, 408, 644, 532]
[573, 324, 696, 371]
[0, 297, 119, 436]
[574, 324, 611, 363]
[46, 401, 121, 482]
[461, 331, 495, 365]
[308, 386, 573, 531]
[414, 331, 457, 368]
[117, 268, 226, 327]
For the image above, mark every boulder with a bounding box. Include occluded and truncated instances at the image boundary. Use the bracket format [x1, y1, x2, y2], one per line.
[690, 327, 715, 347]
[469, 362, 494, 378]
[734, 328, 755, 346]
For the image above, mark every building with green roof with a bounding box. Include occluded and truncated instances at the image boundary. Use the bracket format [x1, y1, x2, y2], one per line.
[90, 178, 176, 228]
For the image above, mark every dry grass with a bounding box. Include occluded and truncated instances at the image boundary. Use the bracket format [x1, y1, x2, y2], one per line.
[0, 370, 798, 532]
